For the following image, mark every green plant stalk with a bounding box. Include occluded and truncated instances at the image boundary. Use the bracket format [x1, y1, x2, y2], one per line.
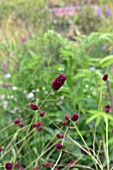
[72, 122, 103, 170]
[106, 80, 113, 113]
[106, 116, 109, 170]
[51, 126, 69, 170]
[13, 89, 53, 166]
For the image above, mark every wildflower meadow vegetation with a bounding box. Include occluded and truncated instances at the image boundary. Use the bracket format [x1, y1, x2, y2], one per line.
[1, 0, 113, 169]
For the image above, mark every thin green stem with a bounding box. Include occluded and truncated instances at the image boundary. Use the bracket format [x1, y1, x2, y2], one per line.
[106, 116, 109, 170]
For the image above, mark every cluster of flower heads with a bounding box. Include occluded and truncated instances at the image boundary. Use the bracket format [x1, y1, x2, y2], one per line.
[14, 118, 24, 128]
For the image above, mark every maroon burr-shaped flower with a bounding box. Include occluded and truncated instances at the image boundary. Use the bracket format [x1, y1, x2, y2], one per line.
[71, 114, 79, 122]
[0, 147, 3, 152]
[42, 162, 54, 167]
[64, 115, 69, 120]
[14, 163, 21, 168]
[5, 162, 13, 170]
[56, 134, 64, 139]
[14, 118, 20, 124]
[62, 121, 68, 126]
[39, 110, 46, 117]
[104, 105, 111, 113]
[37, 126, 43, 132]
[35, 121, 42, 127]
[52, 74, 66, 91]
[18, 123, 24, 128]
[103, 74, 108, 81]
[56, 143, 63, 150]
[29, 103, 39, 110]
[82, 148, 88, 155]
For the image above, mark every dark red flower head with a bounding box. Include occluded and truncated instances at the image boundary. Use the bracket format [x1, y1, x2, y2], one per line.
[14, 118, 20, 124]
[39, 110, 46, 117]
[64, 115, 69, 120]
[82, 148, 88, 155]
[18, 123, 24, 128]
[56, 143, 63, 150]
[33, 165, 40, 170]
[14, 162, 21, 168]
[103, 74, 108, 81]
[56, 134, 64, 139]
[37, 126, 43, 132]
[71, 114, 79, 122]
[52, 74, 66, 91]
[5, 162, 13, 170]
[19, 168, 24, 170]
[29, 103, 39, 110]
[35, 121, 42, 127]
[0, 147, 3, 152]
[42, 162, 54, 167]
[62, 121, 68, 126]
[104, 105, 110, 113]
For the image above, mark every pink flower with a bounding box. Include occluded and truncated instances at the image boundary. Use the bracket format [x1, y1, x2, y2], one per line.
[35, 121, 42, 127]
[21, 37, 26, 43]
[52, 74, 66, 91]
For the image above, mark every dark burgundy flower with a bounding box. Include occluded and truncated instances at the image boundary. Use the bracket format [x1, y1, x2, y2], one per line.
[29, 103, 39, 110]
[52, 74, 66, 91]
[39, 110, 46, 117]
[33, 165, 40, 170]
[68, 160, 77, 165]
[5, 162, 13, 170]
[35, 121, 42, 127]
[37, 126, 43, 132]
[14, 162, 21, 168]
[56, 143, 63, 150]
[14, 118, 20, 124]
[19, 168, 24, 170]
[62, 121, 68, 126]
[103, 74, 108, 81]
[18, 123, 24, 128]
[71, 114, 79, 122]
[0, 147, 3, 152]
[82, 148, 88, 155]
[64, 115, 69, 120]
[104, 105, 110, 113]
[42, 162, 54, 167]
[56, 134, 64, 139]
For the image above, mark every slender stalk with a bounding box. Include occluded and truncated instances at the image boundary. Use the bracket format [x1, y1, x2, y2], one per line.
[106, 116, 109, 170]
[106, 80, 113, 113]
[13, 89, 53, 165]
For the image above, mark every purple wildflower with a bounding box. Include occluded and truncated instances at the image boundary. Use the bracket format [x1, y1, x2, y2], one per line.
[56, 143, 63, 150]
[96, 7, 102, 16]
[21, 37, 27, 43]
[29, 103, 39, 110]
[71, 114, 79, 122]
[104, 105, 110, 113]
[103, 74, 108, 81]
[105, 5, 111, 16]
